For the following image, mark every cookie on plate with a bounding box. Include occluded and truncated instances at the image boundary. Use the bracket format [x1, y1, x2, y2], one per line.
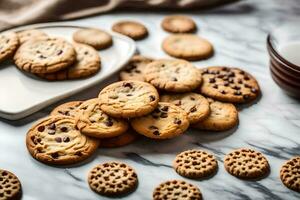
[192, 99, 238, 131]
[37, 43, 101, 80]
[98, 80, 159, 118]
[75, 98, 128, 138]
[280, 156, 300, 192]
[14, 37, 76, 74]
[88, 162, 138, 196]
[101, 129, 138, 148]
[162, 34, 213, 61]
[26, 115, 99, 165]
[73, 28, 113, 50]
[17, 29, 48, 44]
[0, 32, 19, 63]
[0, 169, 22, 200]
[131, 102, 189, 139]
[50, 101, 83, 117]
[224, 148, 270, 179]
[153, 180, 202, 200]
[173, 149, 218, 179]
[162, 15, 197, 33]
[112, 21, 148, 40]
[145, 59, 202, 92]
[200, 66, 260, 103]
[161, 93, 210, 124]
[119, 55, 153, 82]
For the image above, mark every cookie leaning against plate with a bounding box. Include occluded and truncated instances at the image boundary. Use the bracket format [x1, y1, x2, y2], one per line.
[161, 93, 210, 124]
[145, 59, 202, 92]
[130, 102, 189, 139]
[280, 156, 300, 192]
[50, 101, 83, 117]
[0, 32, 19, 63]
[200, 66, 260, 103]
[0, 169, 22, 200]
[37, 43, 101, 80]
[14, 37, 76, 74]
[162, 15, 197, 33]
[162, 34, 213, 61]
[119, 55, 153, 82]
[88, 162, 138, 196]
[192, 99, 238, 131]
[112, 21, 148, 40]
[17, 29, 48, 44]
[98, 81, 159, 118]
[75, 98, 128, 138]
[26, 115, 99, 165]
[73, 28, 113, 50]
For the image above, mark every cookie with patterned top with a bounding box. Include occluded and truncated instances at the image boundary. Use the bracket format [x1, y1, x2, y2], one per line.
[26, 115, 99, 165]
[101, 129, 138, 148]
[17, 29, 48, 44]
[153, 180, 202, 200]
[199, 66, 260, 103]
[88, 162, 138, 196]
[162, 34, 213, 61]
[50, 101, 83, 117]
[131, 102, 189, 139]
[145, 59, 202, 92]
[173, 149, 218, 179]
[75, 98, 128, 138]
[162, 15, 197, 33]
[0, 32, 19, 63]
[0, 169, 22, 200]
[161, 93, 210, 124]
[112, 21, 148, 40]
[224, 148, 270, 179]
[280, 156, 300, 192]
[98, 80, 159, 118]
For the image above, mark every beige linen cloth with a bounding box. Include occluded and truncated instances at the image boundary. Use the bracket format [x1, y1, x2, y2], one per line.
[0, 0, 237, 31]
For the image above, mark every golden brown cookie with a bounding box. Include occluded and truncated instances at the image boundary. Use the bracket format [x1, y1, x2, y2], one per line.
[224, 148, 270, 179]
[17, 29, 48, 44]
[200, 66, 260, 103]
[162, 15, 197, 33]
[0, 169, 22, 200]
[161, 93, 210, 124]
[153, 180, 202, 200]
[173, 149, 218, 179]
[101, 129, 138, 148]
[75, 98, 128, 138]
[26, 115, 99, 165]
[192, 99, 238, 131]
[0, 32, 19, 63]
[162, 34, 213, 61]
[88, 162, 138, 196]
[98, 81, 159, 118]
[50, 101, 83, 117]
[145, 59, 202, 92]
[112, 21, 148, 40]
[280, 156, 300, 192]
[130, 102, 189, 139]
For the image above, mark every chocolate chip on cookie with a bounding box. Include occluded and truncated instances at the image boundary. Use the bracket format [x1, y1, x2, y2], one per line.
[0, 32, 19, 63]
[280, 156, 300, 192]
[112, 21, 148, 40]
[162, 15, 197, 33]
[50, 101, 83, 117]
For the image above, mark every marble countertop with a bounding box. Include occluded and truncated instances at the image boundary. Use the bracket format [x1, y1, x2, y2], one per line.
[1, 0, 300, 199]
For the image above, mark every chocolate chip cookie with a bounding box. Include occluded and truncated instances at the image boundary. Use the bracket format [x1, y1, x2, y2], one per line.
[0, 169, 22, 200]
[280, 156, 300, 192]
[162, 15, 197, 33]
[101, 129, 138, 148]
[112, 21, 148, 40]
[0, 32, 19, 63]
[17, 29, 48, 44]
[50, 101, 83, 117]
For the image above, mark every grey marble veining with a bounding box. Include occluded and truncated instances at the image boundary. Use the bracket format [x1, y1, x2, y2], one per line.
[1, 0, 300, 199]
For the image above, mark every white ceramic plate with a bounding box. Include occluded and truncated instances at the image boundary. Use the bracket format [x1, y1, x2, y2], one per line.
[0, 23, 136, 120]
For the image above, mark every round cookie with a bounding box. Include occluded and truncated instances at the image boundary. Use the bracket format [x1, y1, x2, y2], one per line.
[73, 28, 112, 50]
[0, 32, 19, 63]
[162, 15, 197, 33]
[153, 180, 202, 200]
[162, 34, 213, 61]
[145, 59, 202, 92]
[280, 156, 300, 192]
[14, 37, 76, 74]
[224, 148, 270, 179]
[112, 21, 148, 40]
[101, 129, 138, 148]
[26, 115, 99, 165]
[173, 149, 218, 179]
[192, 99, 238, 131]
[50, 101, 83, 117]
[161, 93, 210, 124]
[88, 162, 138, 196]
[130, 102, 189, 139]
[17, 29, 48, 44]
[119, 55, 153, 82]
[200, 66, 260, 103]
[98, 80, 159, 118]
[0, 169, 22, 200]
[75, 98, 128, 138]
[37, 43, 101, 80]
